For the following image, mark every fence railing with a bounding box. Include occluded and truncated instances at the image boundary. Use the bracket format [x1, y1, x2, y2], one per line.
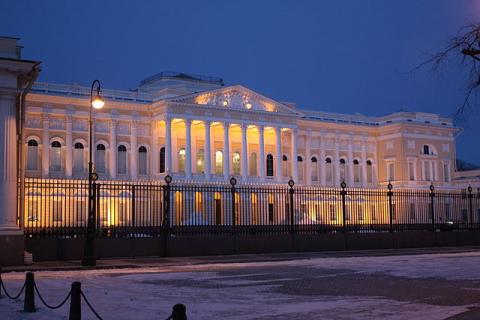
[21, 178, 480, 238]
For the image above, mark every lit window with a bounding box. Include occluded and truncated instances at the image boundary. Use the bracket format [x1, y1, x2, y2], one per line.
[215, 150, 223, 174]
[232, 152, 240, 175]
[196, 149, 205, 174]
[178, 148, 186, 173]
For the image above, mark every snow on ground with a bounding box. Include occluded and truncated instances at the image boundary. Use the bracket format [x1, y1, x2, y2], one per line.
[1, 251, 480, 319]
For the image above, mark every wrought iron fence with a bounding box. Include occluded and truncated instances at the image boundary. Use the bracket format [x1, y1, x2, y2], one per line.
[21, 178, 480, 238]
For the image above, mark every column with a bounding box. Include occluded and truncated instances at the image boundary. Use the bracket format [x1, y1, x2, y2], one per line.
[348, 137, 354, 186]
[334, 134, 340, 186]
[258, 125, 265, 181]
[130, 122, 138, 179]
[204, 120, 212, 180]
[223, 122, 230, 179]
[109, 120, 117, 179]
[65, 116, 73, 177]
[185, 119, 192, 179]
[290, 128, 298, 182]
[320, 135, 326, 186]
[361, 138, 367, 187]
[165, 118, 172, 174]
[191, 122, 197, 175]
[42, 116, 49, 177]
[151, 120, 159, 176]
[305, 131, 312, 185]
[241, 124, 248, 181]
[275, 127, 282, 182]
[0, 95, 20, 229]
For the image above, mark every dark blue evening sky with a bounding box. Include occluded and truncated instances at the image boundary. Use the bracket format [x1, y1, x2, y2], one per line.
[1, 0, 479, 163]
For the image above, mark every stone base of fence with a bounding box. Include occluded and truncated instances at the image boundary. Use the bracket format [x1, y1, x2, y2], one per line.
[23, 230, 480, 262]
[0, 231, 25, 266]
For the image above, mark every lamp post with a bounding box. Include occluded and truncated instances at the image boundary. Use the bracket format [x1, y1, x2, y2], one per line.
[81, 80, 105, 267]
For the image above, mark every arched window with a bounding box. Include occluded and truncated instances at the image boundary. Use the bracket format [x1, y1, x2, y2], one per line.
[96, 144, 106, 174]
[215, 150, 223, 174]
[249, 152, 257, 176]
[159, 147, 165, 173]
[50, 141, 62, 172]
[117, 145, 127, 175]
[366, 160, 373, 184]
[232, 152, 240, 175]
[297, 156, 304, 181]
[325, 157, 333, 183]
[178, 148, 186, 173]
[339, 158, 346, 183]
[353, 159, 361, 183]
[138, 146, 147, 175]
[73, 142, 84, 174]
[27, 139, 39, 171]
[282, 155, 288, 177]
[196, 149, 205, 174]
[266, 154, 274, 176]
[311, 156, 318, 182]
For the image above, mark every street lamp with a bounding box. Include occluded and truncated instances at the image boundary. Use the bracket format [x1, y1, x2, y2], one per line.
[81, 80, 104, 267]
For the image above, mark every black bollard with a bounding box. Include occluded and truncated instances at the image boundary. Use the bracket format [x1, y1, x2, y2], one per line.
[168, 303, 187, 320]
[23, 272, 35, 312]
[69, 282, 82, 320]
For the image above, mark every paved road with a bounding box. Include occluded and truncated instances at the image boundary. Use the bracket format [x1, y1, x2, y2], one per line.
[1, 247, 480, 319]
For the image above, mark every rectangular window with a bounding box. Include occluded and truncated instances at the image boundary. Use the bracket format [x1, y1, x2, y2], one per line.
[443, 162, 450, 182]
[424, 161, 431, 181]
[387, 163, 395, 181]
[408, 162, 415, 181]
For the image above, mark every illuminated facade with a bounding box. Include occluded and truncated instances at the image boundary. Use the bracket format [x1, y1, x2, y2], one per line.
[23, 72, 461, 189]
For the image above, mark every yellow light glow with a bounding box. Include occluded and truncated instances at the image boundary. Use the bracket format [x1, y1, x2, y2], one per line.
[222, 100, 229, 107]
[91, 95, 105, 109]
[245, 102, 252, 109]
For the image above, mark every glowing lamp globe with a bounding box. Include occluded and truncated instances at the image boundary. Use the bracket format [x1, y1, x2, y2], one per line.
[91, 95, 105, 109]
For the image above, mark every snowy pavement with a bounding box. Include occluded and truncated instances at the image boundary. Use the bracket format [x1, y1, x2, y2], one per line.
[1, 250, 480, 319]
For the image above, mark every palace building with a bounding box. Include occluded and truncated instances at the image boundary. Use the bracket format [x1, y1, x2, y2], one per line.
[23, 72, 461, 189]
[2, 36, 480, 265]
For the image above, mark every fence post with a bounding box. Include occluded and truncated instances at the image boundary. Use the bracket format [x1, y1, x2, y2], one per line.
[69, 282, 82, 320]
[387, 182, 393, 234]
[131, 185, 136, 236]
[429, 183, 435, 231]
[288, 179, 295, 233]
[163, 175, 172, 257]
[23, 272, 35, 313]
[468, 185, 474, 229]
[340, 181, 347, 233]
[230, 177, 237, 231]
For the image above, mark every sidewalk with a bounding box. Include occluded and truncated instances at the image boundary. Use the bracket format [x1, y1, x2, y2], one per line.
[3, 246, 480, 273]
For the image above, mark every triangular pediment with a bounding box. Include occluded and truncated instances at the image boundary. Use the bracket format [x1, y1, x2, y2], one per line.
[167, 85, 303, 116]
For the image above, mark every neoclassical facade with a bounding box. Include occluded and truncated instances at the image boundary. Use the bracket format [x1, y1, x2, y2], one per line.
[22, 72, 460, 189]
